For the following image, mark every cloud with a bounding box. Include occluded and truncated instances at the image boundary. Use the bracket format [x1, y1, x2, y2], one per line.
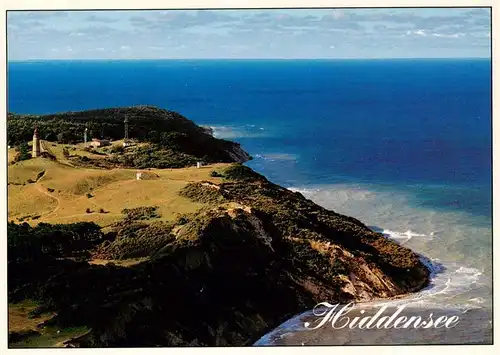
[411, 29, 427, 36]
[464, 9, 490, 17]
[6, 8, 492, 60]
[8, 10, 69, 22]
[86, 14, 118, 23]
[129, 10, 236, 31]
[431, 32, 465, 38]
[406, 29, 466, 39]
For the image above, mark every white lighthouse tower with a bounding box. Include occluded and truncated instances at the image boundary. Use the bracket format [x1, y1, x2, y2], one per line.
[32, 127, 41, 158]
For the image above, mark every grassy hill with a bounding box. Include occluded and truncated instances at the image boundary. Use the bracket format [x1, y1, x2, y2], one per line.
[8, 162, 430, 347]
[8, 144, 232, 227]
[7, 106, 430, 348]
[8, 149, 237, 347]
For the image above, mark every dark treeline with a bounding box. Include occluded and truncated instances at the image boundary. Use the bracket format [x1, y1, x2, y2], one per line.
[8, 222, 104, 303]
[8, 222, 103, 263]
[7, 106, 245, 163]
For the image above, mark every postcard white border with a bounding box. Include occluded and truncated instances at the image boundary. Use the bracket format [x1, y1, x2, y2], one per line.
[0, 1, 497, 354]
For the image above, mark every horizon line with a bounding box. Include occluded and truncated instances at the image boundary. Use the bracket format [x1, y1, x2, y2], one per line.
[8, 56, 492, 62]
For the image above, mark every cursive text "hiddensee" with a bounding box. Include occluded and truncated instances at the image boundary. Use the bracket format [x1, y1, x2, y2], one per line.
[304, 302, 460, 330]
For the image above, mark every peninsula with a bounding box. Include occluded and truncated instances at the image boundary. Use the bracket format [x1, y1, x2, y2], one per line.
[7, 106, 430, 347]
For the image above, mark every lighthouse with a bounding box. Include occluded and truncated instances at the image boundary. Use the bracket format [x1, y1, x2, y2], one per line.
[32, 127, 41, 158]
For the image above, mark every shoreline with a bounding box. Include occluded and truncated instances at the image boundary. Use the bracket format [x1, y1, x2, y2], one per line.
[6, 107, 448, 346]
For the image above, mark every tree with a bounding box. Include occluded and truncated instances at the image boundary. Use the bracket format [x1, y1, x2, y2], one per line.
[16, 142, 31, 161]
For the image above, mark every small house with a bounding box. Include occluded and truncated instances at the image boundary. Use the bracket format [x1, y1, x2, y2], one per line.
[90, 138, 110, 147]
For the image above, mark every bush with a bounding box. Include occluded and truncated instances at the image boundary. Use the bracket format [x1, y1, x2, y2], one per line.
[179, 182, 225, 204]
[110, 145, 124, 154]
[8, 221, 103, 260]
[94, 221, 174, 259]
[221, 164, 267, 182]
[121, 206, 160, 221]
[210, 171, 223, 178]
[90, 149, 106, 156]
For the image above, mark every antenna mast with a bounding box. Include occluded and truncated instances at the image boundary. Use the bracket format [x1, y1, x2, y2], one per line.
[124, 115, 129, 141]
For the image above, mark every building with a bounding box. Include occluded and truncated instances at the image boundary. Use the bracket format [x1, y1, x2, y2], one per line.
[32, 127, 41, 157]
[90, 138, 110, 147]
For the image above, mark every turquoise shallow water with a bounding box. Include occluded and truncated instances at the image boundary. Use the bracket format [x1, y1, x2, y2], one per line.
[249, 182, 492, 345]
[8, 58, 492, 344]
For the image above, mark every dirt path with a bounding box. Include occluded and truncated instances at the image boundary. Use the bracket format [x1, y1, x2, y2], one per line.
[34, 183, 61, 217]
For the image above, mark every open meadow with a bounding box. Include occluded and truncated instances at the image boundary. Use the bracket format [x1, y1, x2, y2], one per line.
[8, 140, 231, 227]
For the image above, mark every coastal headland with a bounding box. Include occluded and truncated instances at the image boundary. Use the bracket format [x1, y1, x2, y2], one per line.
[7, 106, 430, 347]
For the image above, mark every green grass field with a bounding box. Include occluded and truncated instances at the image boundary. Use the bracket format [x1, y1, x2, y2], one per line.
[8, 141, 230, 227]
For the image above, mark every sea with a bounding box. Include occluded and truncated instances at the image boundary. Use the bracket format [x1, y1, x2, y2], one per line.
[8, 58, 492, 345]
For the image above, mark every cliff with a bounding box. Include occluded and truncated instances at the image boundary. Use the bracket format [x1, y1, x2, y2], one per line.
[8, 164, 429, 347]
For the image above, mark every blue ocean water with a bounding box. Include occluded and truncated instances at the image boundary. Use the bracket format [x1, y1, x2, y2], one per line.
[8, 59, 493, 344]
[8, 59, 491, 218]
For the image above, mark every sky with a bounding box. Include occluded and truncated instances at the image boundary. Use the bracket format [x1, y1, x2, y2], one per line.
[7, 8, 491, 60]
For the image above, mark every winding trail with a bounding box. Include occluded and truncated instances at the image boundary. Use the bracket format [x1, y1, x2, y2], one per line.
[34, 182, 61, 218]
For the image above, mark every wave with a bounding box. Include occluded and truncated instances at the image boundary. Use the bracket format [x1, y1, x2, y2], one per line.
[380, 229, 430, 243]
[208, 124, 269, 139]
[254, 153, 298, 162]
[255, 182, 491, 345]
[285, 184, 490, 304]
[254, 242, 488, 346]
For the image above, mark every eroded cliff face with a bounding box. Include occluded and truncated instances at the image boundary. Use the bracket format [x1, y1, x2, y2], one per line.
[226, 143, 252, 163]
[49, 166, 429, 347]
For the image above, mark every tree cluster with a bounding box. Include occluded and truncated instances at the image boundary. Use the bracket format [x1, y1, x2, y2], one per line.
[7, 106, 246, 164]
